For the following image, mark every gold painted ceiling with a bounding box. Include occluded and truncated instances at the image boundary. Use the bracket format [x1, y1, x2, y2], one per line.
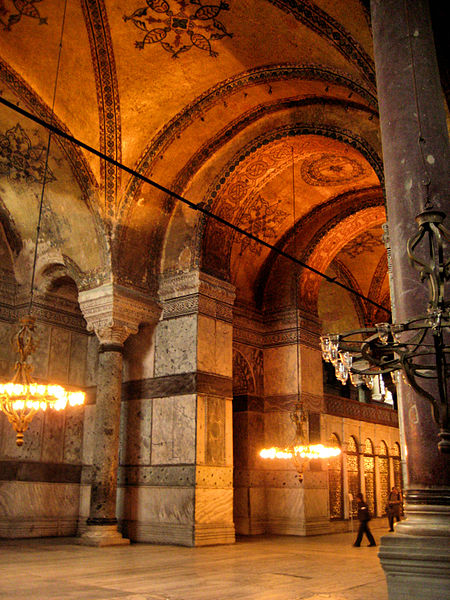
[0, 0, 391, 328]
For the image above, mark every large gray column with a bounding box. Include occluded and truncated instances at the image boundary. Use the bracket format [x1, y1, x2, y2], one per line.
[370, 1, 449, 598]
[78, 284, 160, 546]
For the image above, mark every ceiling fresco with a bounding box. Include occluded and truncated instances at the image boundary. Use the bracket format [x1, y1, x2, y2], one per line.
[0, 0, 391, 324]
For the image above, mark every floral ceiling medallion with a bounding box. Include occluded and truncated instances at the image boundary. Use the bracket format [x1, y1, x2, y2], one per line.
[124, 0, 233, 58]
[0, 0, 48, 30]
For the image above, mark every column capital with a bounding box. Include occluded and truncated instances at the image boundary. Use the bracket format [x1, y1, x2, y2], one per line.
[79, 283, 161, 345]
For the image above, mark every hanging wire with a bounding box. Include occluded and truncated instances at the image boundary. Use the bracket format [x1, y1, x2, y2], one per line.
[28, 0, 69, 315]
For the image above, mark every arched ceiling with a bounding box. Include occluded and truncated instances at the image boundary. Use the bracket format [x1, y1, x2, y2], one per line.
[0, 0, 389, 319]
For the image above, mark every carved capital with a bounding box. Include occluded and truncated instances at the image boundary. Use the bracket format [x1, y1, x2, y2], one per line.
[79, 283, 161, 345]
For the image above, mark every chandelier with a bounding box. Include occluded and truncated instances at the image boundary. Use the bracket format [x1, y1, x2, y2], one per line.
[0, 0, 85, 447]
[0, 315, 85, 446]
[320, 208, 449, 453]
[259, 402, 341, 481]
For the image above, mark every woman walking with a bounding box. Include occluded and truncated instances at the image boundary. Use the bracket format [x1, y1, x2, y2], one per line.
[353, 492, 376, 547]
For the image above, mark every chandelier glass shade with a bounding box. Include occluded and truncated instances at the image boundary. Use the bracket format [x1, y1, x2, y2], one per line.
[0, 315, 85, 447]
[320, 209, 449, 452]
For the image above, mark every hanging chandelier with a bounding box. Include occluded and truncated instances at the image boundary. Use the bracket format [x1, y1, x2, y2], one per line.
[320, 208, 449, 452]
[0, 315, 85, 446]
[0, 0, 85, 447]
[259, 402, 341, 480]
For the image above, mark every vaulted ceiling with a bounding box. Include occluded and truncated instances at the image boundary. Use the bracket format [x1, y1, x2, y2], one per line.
[0, 0, 391, 328]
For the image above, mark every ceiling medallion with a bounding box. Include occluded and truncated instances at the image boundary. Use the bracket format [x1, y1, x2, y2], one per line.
[301, 153, 367, 186]
[124, 0, 233, 58]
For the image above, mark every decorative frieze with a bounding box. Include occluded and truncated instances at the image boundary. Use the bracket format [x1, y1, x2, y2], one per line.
[324, 394, 399, 426]
[159, 271, 235, 322]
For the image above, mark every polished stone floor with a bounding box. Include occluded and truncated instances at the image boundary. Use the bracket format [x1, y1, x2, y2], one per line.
[0, 528, 389, 600]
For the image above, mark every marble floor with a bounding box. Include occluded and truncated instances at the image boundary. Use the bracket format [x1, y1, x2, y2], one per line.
[0, 529, 389, 600]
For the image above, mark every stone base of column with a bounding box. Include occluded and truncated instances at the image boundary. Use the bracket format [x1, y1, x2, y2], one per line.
[379, 497, 450, 600]
[379, 534, 450, 600]
[78, 525, 130, 547]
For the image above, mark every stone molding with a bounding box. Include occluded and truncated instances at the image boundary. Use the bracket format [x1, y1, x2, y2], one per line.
[122, 371, 233, 400]
[15, 301, 88, 334]
[0, 461, 82, 483]
[79, 283, 160, 345]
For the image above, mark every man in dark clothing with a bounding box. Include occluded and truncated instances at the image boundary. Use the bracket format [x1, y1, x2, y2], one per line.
[387, 486, 402, 531]
[353, 492, 376, 547]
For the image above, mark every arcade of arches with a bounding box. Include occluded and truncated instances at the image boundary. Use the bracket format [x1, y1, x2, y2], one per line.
[0, 0, 446, 570]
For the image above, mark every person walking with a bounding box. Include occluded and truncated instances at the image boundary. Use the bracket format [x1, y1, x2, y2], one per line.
[387, 485, 402, 531]
[353, 492, 376, 547]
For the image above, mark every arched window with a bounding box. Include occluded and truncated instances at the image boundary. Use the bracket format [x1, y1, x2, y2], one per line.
[364, 438, 376, 516]
[392, 442, 402, 491]
[346, 436, 359, 518]
[379, 441, 390, 514]
[328, 433, 343, 520]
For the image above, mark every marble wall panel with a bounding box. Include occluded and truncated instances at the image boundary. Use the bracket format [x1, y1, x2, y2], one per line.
[262, 410, 295, 449]
[63, 406, 84, 464]
[118, 485, 194, 523]
[264, 345, 298, 397]
[304, 488, 329, 520]
[29, 321, 50, 379]
[265, 487, 304, 521]
[152, 395, 196, 464]
[205, 396, 225, 466]
[197, 315, 232, 377]
[48, 327, 71, 382]
[0, 481, 80, 519]
[154, 315, 197, 377]
[197, 314, 216, 374]
[0, 410, 44, 460]
[195, 488, 233, 524]
[300, 344, 324, 396]
[68, 332, 88, 387]
[123, 323, 156, 383]
[250, 487, 266, 519]
[41, 410, 65, 463]
[119, 398, 152, 465]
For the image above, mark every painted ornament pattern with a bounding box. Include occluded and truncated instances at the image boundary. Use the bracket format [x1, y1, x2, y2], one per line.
[0, 0, 47, 30]
[124, 0, 232, 58]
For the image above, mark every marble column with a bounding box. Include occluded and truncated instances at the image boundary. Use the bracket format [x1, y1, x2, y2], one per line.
[78, 283, 160, 546]
[371, 1, 450, 597]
